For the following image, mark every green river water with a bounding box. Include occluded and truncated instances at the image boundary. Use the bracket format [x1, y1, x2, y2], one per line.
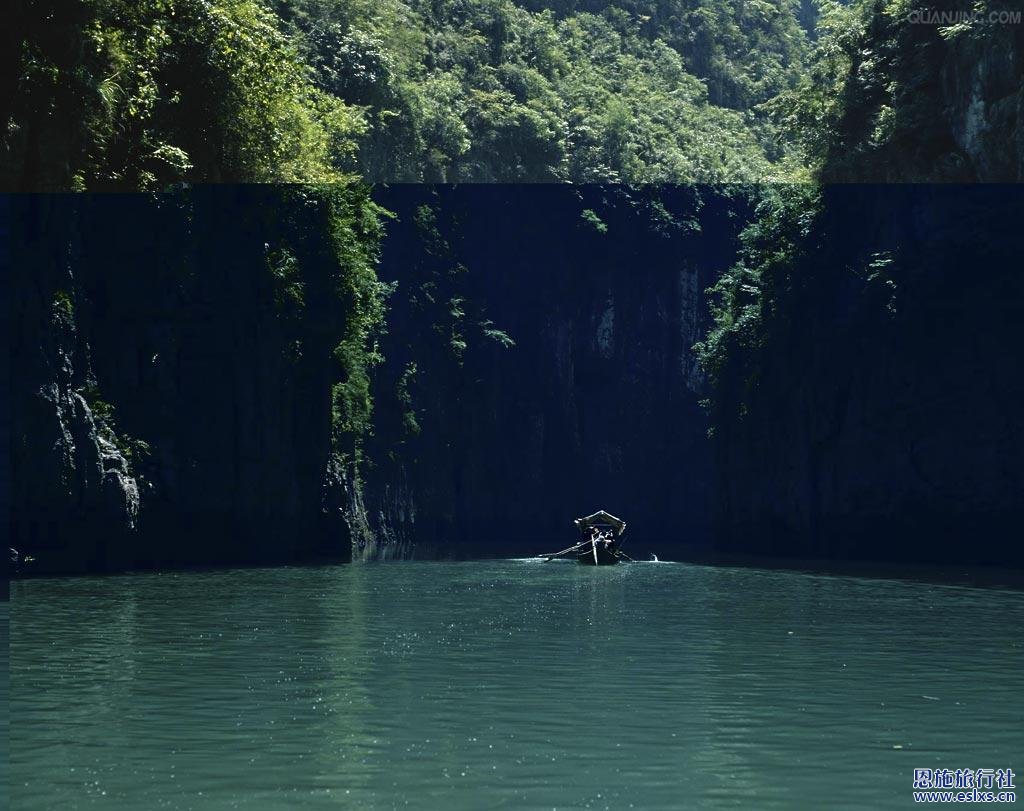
[8, 560, 1024, 809]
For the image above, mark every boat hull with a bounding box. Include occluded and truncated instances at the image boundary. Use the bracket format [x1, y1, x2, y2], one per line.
[577, 544, 619, 565]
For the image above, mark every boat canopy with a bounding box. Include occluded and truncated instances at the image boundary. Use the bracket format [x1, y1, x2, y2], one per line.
[574, 510, 626, 537]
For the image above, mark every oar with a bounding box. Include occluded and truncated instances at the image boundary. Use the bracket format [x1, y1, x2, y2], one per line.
[541, 540, 589, 561]
[591, 538, 598, 565]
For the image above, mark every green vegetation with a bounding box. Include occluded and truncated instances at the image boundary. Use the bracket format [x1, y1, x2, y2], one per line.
[694, 184, 821, 426]
[318, 185, 393, 469]
[273, 0, 811, 182]
[7, 0, 825, 188]
[395, 362, 422, 438]
[7, 0, 364, 189]
[79, 381, 152, 469]
[80, 380, 118, 425]
[268, 245, 306, 365]
[697, 0, 902, 424]
[9, 0, 1016, 187]
[268, 247, 306, 316]
[767, 0, 1023, 181]
[697, 0, 1021, 436]
[253, 185, 392, 474]
[51, 290, 75, 325]
[580, 208, 608, 233]
[12, 0, 1018, 521]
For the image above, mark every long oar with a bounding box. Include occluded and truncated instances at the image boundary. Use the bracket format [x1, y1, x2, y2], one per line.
[541, 540, 589, 561]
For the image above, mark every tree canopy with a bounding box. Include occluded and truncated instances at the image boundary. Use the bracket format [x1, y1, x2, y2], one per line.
[6, 0, 822, 188]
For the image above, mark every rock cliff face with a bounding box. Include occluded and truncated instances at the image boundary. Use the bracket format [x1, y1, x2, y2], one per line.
[1, 196, 9, 593]
[10, 190, 379, 573]
[358, 186, 745, 558]
[11, 198, 141, 572]
[11, 180, 1021, 572]
[703, 9, 1024, 564]
[709, 184, 1024, 565]
[824, 5, 1024, 183]
[11, 186, 737, 571]
[942, 24, 1024, 181]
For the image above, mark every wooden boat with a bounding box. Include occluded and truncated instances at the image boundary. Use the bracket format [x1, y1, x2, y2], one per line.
[577, 540, 620, 566]
[540, 510, 632, 566]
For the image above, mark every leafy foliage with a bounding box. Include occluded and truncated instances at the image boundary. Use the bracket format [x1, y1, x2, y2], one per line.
[694, 184, 821, 421]
[276, 0, 812, 182]
[319, 186, 394, 467]
[80, 381, 152, 470]
[12, 0, 1013, 186]
[765, 0, 1023, 181]
[699, 0, 1023, 433]
[258, 184, 393, 472]
[51, 289, 75, 325]
[6, 0, 365, 189]
[7, 0, 821, 187]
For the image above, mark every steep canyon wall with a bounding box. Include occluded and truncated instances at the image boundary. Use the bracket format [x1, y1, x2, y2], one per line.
[359, 186, 744, 558]
[10, 189, 378, 572]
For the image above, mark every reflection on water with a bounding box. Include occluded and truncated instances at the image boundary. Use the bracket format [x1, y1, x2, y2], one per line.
[10, 561, 1024, 809]
[1, 600, 9, 803]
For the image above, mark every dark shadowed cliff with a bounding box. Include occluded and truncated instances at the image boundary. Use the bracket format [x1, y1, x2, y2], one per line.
[358, 185, 747, 558]
[10, 188, 386, 573]
[9, 186, 747, 571]
[821, 4, 1024, 183]
[698, 0, 1024, 565]
[10, 181, 1024, 572]
[703, 185, 1024, 566]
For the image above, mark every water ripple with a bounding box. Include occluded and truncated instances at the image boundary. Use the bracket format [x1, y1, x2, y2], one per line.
[10, 562, 1024, 809]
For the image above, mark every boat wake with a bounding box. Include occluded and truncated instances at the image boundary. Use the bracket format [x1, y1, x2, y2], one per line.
[511, 555, 671, 565]
[512, 556, 573, 563]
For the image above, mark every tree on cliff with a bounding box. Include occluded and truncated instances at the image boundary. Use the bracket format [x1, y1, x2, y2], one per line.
[6, 0, 817, 189]
[4, 0, 365, 190]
